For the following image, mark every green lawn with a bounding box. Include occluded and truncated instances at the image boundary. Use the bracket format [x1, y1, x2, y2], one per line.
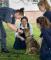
[0, 23, 41, 60]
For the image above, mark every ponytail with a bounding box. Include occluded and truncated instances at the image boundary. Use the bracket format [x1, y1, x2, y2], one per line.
[20, 8, 24, 16]
[15, 8, 24, 16]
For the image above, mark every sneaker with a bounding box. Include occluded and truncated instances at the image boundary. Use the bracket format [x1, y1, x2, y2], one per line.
[1, 48, 9, 53]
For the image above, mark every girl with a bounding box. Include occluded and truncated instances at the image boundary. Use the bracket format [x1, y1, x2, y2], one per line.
[38, 0, 51, 22]
[13, 16, 33, 50]
[36, 16, 51, 60]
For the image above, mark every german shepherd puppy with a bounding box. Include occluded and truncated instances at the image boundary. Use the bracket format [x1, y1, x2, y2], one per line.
[24, 28, 40, 54]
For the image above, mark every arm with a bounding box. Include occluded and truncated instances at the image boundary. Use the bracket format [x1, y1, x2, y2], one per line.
[5, 9, 17, 31]
[15, 32, 25, 41]
[15, 23, 25, 41]
[17, 23, 23, 33]
[7, 23, 17, 31]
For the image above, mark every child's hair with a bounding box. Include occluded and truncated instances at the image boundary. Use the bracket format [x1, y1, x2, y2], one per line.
[20, 16, 30, 29]
[21, 16, 28, 22]
[36, 16, 50, 28]
[15, 8, 24, 16]
[38, 0, 51, 11]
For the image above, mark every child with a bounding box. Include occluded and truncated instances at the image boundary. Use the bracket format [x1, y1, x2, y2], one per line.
[14, 16, 33, 50]
[38, 0, 51, 22]
[36, 16, 51, 60]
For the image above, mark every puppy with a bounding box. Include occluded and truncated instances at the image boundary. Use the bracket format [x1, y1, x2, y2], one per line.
[24, 28, 40, 54]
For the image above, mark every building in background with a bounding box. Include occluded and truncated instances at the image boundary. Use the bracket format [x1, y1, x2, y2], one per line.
[9, 0, 39, 11]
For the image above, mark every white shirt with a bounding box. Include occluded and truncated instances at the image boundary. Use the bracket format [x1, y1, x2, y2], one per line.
[17, 22, 33, 35]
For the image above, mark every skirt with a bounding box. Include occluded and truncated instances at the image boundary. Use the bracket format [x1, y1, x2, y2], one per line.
[13, 37, 26, 50]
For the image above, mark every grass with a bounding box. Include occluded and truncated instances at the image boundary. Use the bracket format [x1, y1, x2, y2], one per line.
[0, 23, 41, 60]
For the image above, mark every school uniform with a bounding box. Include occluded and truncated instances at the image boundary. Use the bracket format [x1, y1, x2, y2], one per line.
[13, 23, 33, 50]
[0, 7, 15, 52]
[40, 27, 51, 60]
[43, 11, 51, 22]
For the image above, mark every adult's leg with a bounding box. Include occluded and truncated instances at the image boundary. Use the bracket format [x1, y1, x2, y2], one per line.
[1, 28, 6, 49]
[1, 23, 9, 53]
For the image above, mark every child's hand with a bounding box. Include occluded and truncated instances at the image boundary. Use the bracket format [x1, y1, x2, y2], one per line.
[17, 29, 23, 33]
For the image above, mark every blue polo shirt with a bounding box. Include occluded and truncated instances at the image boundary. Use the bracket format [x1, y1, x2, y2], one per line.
[0, 7, 15, 24]
[43, 11, 51, 22]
